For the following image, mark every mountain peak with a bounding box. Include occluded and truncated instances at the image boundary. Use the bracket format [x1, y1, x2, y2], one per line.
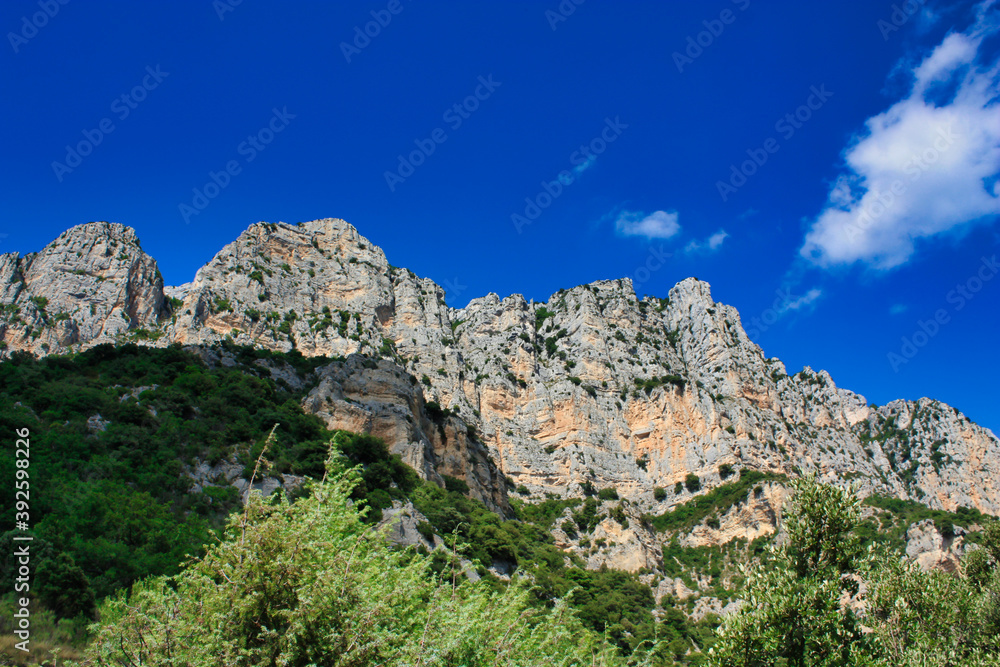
[1, 218, 998, 520]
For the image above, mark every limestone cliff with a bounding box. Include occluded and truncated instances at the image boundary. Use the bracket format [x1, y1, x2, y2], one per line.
[2, 219, 998, 530]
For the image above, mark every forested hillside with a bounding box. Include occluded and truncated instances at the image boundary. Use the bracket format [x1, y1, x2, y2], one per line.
[1, 344, 998, 665]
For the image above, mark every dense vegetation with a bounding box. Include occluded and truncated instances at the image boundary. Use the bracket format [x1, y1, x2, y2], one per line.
[84, 458, 639, 666]
[0, 343, 338, 622]
[2, 344, 998, 665]
[708, 477, 1000, 666]
[0, 345, 710, 664]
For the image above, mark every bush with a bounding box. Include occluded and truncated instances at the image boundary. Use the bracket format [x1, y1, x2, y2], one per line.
[416, 520, 435, 542]
[718, 463, 734, 479]
[443, 475, 470, 495]
[654, 487, 667, 502]
[597, 487, 619, 501]
[85, 463, 635, 666]
[935, 517, 955, 538]
[684, 474, 701, 493]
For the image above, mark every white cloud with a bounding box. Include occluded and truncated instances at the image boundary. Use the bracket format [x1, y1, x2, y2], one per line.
[573, 154, 597, 175]
[800, 2, 1000, 270]
[781, 288, 823, 312]
[684, 229, 729, 254]
[615, 210, 681, 240]
[708, 230, 728, 249]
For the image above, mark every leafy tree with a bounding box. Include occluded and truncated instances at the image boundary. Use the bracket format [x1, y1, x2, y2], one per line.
[684, 473, 701, 493]
[860, 519, 1000, 665]
[708, 477, 872, 666]
[710, 479, 1000, 667]
[85, 454, 637, 666]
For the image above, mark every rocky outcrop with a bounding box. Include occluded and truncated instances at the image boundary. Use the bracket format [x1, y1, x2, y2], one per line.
[3, 218, 999, 530]
[302, 354, 510, 514]
[903, 518, 971, 573]
[0, 222, 165, 354]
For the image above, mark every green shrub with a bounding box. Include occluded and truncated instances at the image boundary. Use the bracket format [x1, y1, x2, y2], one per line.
[685, 473, 701, 493]
[84, 464, 636, 666]
[598, 487, 619, 501]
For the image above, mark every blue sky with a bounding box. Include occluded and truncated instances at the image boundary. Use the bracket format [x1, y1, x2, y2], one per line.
[2, 1, 998, 433]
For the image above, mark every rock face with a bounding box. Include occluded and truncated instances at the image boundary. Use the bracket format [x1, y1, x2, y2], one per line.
[904, 519, 970, 572]
[0, 222, 164, 354]
[3, 218, 999, 531]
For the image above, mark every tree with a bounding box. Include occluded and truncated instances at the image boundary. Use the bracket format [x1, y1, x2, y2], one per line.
[708, 477, 872, 666]
[85, 449, 637, 666]
[710, 478, 1000, 667]
[35, 552, 96, 620]
[861, 518, 1000, 666]
[684, 473, 701, 493]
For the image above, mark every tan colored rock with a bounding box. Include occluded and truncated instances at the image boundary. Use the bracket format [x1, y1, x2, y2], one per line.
[3, 218, 999, 523]
[0, 222, 164, 354]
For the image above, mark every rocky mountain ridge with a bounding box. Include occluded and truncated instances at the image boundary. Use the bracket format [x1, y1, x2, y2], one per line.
[2, 219, 998, 541]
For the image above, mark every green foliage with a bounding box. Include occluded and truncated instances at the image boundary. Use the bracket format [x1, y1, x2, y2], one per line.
[609, 503, 629, 528]
[511, 497, 582, 530]
[598, 487, 620, 501]
[709, 479, 1000, 666]
[572, 498, 603, 534]
[653, 487, 667, 502]
[684, 473, 701, 493]
[0, 344, 337, 613]
[634, 374, 686, 395]
[708, 477, 872, 666]
[652, 470, 782, 533]
[85, 462, 636, 666]
[443, 475, 470, 495]
[330, 430, 420, 521]
[856, 494, 988, 553]
[534, 306, 554, 330]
